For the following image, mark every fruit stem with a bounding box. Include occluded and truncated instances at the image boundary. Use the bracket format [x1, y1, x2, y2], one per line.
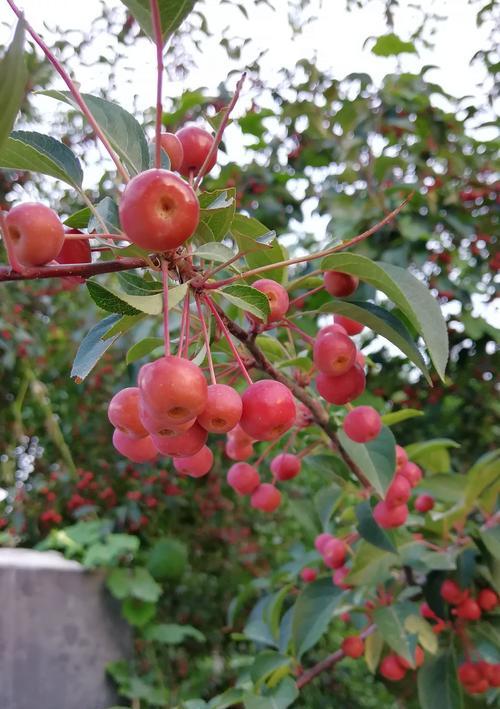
[203, 195, 413, 288]
[199, 250, 248, 284]
[149, 0, 164, 169]
[254, 437, 283, 467]
[193, 71, 247, 191]
[195, 295, 216, 385]
[288, 284, 324, 307]
[178, 290, 190, 357]
[161, 257, 170, 356]
[280, 318, 315, 346]
[64, 233, 127, 241]
[5, 0, 130, 183]
[204, 295, 253, 386]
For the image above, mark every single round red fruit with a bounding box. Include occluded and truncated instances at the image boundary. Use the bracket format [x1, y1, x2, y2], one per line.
[56, 231, 92, 283]
[343, 405, 382, 443]
[342, 636, 364, 659]
[197, 384, 242, 433]
[314, 532, 334, 554]
[139, 356, 207, 425]
[316, 363, 366, 405]
[398, 461, 423, 487]
[334, 314, 364, 336]
[159, 132, 184, 171]
[373, 500, 408, 529]
[240, 380, 296, 441]
[396, 646, 425, 669]
[227, 462, 260, 495]
[477, 588, 498, 612]
[322, 538, 347, 569]
[250, 278, 289, 322]
[317, 323, 348, 339]
[300, 567, 317, 583]
[270, 453, 301, 481]
[108, 387, 148, 439]
[175, 125, 216, 176]
[454, 598, 481, 621]
[152, 421, 207, 458]
[112, 429, 157, 463]
[5, 202, 65, 267]
[313, 331, 357, 376]
[139, 401, 195, 436]
[332, 566, 352, 589]
[380, 655, 406, 681]
[415, 494, 435, 513]
[173, 445, 213, 477]
[225, 439, 253, 461]
[395, 444, 408, 469]
[119, 169, 199, 251]
[385, 475, 411, 508]
[458, 662, 481, 687]
[440, 579, 468, 605]
[324, 270, 359, 297]
[250, 483, 281, 512]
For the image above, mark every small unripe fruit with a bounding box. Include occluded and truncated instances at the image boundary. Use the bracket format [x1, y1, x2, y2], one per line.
[313, 331, 357, 376]
[5, 202, 64, 267]
[477, 588, 498, 612]
[227, 462, 260, 495]
[197, 383, 242, 433]
[314, 532, 334, 554]
[270, 453, 301, 481]
[316, 363, 366, 405]
[119, 169, 199, 251]
[322, 538, 347, 569]
[175, 125, 216, 176]
[415, 494, 435, 513]
[398, 461, 423, 487]
[343, 405, 382, 443]
[454, 598, 481, 621]
[173, 445, 213, 477]
[250, 278, 289, 322]
[342, 636, 364, 659]
[152, 422, 207, 458]
[108, 387, 149, 439]
[373, 500, 408, 528]
[324, 270, 359, 297]
[250, 483, 281, 512]
[112, 429, 157, 463]
[440, 579, 468, 605]
[159, 132, 184, 171]
[300, 567, 317, 583]
[385, 475, 412, 508]
[334, 314, 364, 336]
[240, 380, 296, 441]
[379, 655, 407, 681]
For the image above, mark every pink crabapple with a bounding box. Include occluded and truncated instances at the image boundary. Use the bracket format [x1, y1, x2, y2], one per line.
[5, 202, 65, 267]
[112, 429, 157, 463]
[270, 453, 301, 481]
[250, 483, 282, 512]
[323, 270, 359, 297]
[342, 405, 382, 443]
[240, 380, 296, 441]
[175, 125, 217, 176]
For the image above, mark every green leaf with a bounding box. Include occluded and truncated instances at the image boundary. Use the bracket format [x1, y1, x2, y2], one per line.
[0, 130, 83, 188]
[479, 528, 500, 560]
[106, 568, 131, 600]
[404, 615, 438, 654]
[320, 300, 431, 383]
[0, 18, 27, 150]
[314, 484, 342, 530]
[88, 280, 186, 316]
[464, 450, 500, 507]
[122, 598, 156, 627]
[337, 426, 396, 497]
[208, 688, 245, 709]
[244, 677, 298, 709]
[147, 537, 188, 581]
[291, 578, 342, 658]
[287, 499, 319, 537]
[374, 604, 418, 666]
[220, 284, 270, 320]
[102, 313, 145, 340]
[87, 280, 140, 315]
[195, 242, 236, 263]
[355, 501, 397, 553]
[129, 567, 162, 602]
[144, 623, 204, 644]
[372, 33, 417, 57]
[249, 651, 292, 686]
[347, 541, 397, 586]
[117, 272, 162, 295]
[320, 254, 448, 380]
[381, 409, 424, 426]
[64, 207, 91, 229]
[88, 196, 121, 234]
[71, 314, 122, 382]
[40, 90, 149, 175]
[199, 189, 236, 242]
[83, 534, 139, 567]
[417, 649, 463, 709]
[120, 0, 198, 43]
[254, 335, 289, 360]
[364, 630, 384, 673]
[126, 337, 164, 364]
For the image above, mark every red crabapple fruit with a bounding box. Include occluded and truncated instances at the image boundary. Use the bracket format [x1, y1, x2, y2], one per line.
[5, 202, 65, 267]
[322, 538, 347, 569]
[227, 462, 260, 495]
[315, 532, 334, 554]
[396, 646, 425, 670]
[159, 132, 184, 171]
[225, 439, 253, 461]
[343, 406, 382, 443]
[317, 323, 348, 339]
[398, 461, 423, 487]
[197, 384, 242, 433]
[316, 363, 366, 405]
[240, 380, 296, 441]
[395, 444, 408, 469]
[332, 566, 352, 589]
[108, 387, 148, 439]
[250, 279, 289, 322]
[454, 598, 481, 621]
[440, 580, 468, 605]
[477, 589, 498, 612]
[119, 169, 199, 251]
[385, 475, 412, 508]
[270, 453, 301, 481]
[334, 314, 364, 336]
[173, 446, 213, 478]
[342, 636, 364, 659]
[152, 421, 207, 458]
[300, 567, 318, 583]
[379, 655, 407, 681]
[175, 125, 217, 176]
[414, 494, 435, 513]
[313, 331, 357, 376]
[373, 500, 408, 529]
[112, 429, 157, 463]
[324, 271, 359, 297]
[250, 483, 281, 512]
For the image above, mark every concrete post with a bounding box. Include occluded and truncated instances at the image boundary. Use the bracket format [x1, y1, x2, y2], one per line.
[0, 548, 130, 709]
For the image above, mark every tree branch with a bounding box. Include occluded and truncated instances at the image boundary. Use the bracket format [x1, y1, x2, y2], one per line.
[0, 258, 148, 282]
[296, 624, 376, 689]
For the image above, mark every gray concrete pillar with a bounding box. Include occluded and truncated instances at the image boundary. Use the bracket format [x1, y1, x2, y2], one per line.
[0, 548, 130, 709]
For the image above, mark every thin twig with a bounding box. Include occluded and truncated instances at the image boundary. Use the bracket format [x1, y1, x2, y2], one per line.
[150, 0, 164, 169]
[161, 258, 170, 356]
[195, 295, 216, 385]
[0, 258, 147, 282]
[204, 295, 253, 386]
